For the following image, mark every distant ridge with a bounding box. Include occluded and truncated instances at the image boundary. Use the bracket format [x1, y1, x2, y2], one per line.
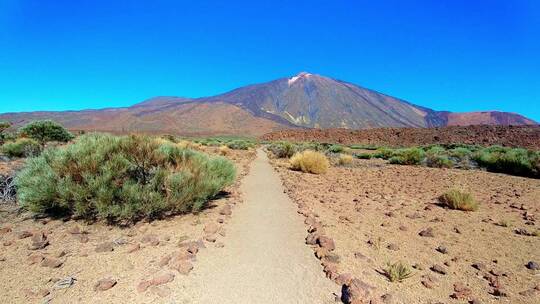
[0, 72, 535, 136]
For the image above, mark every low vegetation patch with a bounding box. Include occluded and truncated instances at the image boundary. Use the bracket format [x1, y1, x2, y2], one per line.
[1, 138, 41, 158]
[439, 189, 478, 211]
[389, 148, 425, 165]
[289, 150, 329, 174]
[383, 261, 414, 282]
[19, 120, 74, 147]
[15, 133, 236, 223]
[267, 142, 297, 158]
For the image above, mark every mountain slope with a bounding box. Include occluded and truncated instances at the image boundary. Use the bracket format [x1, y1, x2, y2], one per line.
[0, 72, 535, 136]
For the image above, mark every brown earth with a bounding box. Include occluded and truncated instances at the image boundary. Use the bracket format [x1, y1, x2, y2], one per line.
[0, 148, 255, 304]
[261, 125, 540, 150]
[270, 155, 540, 303]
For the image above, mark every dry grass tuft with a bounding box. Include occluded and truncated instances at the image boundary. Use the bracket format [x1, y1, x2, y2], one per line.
[290, 150, 329, 174]
[219, 145, 231, 156]
[337, 154, 353, 166]
[439, 189, 479, 211]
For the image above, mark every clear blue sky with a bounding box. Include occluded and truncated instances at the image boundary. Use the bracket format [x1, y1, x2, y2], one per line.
[0, 0, 539, 121]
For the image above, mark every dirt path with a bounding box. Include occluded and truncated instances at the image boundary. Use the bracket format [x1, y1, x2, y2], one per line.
[174, 148, 337, 303]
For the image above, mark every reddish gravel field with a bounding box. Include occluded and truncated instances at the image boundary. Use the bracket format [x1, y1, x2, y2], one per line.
[262, 125, 540, 150]
[270, 155, 540, 303]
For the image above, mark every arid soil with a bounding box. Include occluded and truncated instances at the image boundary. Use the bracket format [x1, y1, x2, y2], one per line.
[262, 125, 540, 150]
[0, 148, 255, 304]
[271, 156, 540, 303]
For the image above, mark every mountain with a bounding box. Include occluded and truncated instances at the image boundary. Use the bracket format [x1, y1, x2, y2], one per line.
[0, 72, 536, 136]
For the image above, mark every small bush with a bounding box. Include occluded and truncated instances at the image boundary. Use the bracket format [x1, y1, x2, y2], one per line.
[267, 142, 296, 158]
[439, 189, 478, 211]
[389, 148, 425, 165]
[372, 147, 395, 160]
[15, 134, 236, 223]
[449, 147, 472, 159]
[328, 144, 344, 153]
[226, 140, 253, 150]
[0, 121, 12, 145]
[426, 154, 454, 168]
[355, 153, 373, 159]
[290, 150, 329, 174]
[19, 120, 74, 146]
[349, 144, 378, 150]
[1, 138, 41, 158]
[383, 261, 413, 282]
[473, 148, 539, 178]
[337, 154, 353, 166]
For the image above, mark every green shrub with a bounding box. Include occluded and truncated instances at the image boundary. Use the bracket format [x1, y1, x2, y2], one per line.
[226, 140, 254, 150]
[267, 142, 296, 158]
[0, 121, 11, 145]
[426, 154, 454, 168]
[439, 189, 478, 211]
[1, 138, 41, 158]
[449, 147, 473, 159]
[473, 148, 539, 178]
[372, 147, 395, 160]
[383, 261, 414, 282]
[355, 153, 373, 159]
[389, 148, 425, 165]
[19, 120, 74, 147]
[15, 134, 236, 223]
[349, 144, 378, 150]
[327, 144, 344, 153]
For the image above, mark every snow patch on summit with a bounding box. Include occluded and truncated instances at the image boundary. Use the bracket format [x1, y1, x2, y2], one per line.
[288, 72, 312, 86]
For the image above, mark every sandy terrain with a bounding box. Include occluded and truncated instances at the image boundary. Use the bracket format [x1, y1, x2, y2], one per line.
[271, 156, 540, 303]
[0, 148, 255, 304]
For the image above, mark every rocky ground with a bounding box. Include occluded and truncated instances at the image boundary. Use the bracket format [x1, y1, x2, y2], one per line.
[262, 125, 540, 150]
[0, 148, 255, 304]
[271, 156, 540, 303]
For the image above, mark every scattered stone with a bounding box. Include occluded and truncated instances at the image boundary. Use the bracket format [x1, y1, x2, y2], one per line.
[41, 257, 63, 268]
[323, 253, 341, 264]
[386, 243, 399, 251]
[305, 232, 319, 245]
[514, 228, 534, 236]
[204, 234, 217, 243]
[95, 242, 115, 253]
[141, 234, 160, 246]
[335, 273, 353, 285]
[322, 262, 338, 280]
[398, 225, 408, 231]
[170, 259, 193, 275]
[341, 278, 375, 304]
[0, 226, 12, 234]
[318, 236, 335, 251]
[419, 227, 435, 237]
[29, 232, 49, 250]
[436, 245, 448, 254]
[421, 274, 438, 289]
[472, 262, 487, 272]
[77, 234, 89, 243]
[219, 205, 232, 216]
[53, 276, 76, 289]
[492, 288, 508, 297]
[126, 243, 141, 253]
[16, 230, 33, 239]
[158, 255, 172, 267]
[451, 282, 472, 300]
[149, 285, 172, 298]
[94, 278, 117, 291]
[430, 264, 447, 275]
[314, 247, 328, 259]
[203, 223, 219, 235]
[526, 261, 539, 270]
[67, 226, 82, 234]
[215, 242, 225, 248]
